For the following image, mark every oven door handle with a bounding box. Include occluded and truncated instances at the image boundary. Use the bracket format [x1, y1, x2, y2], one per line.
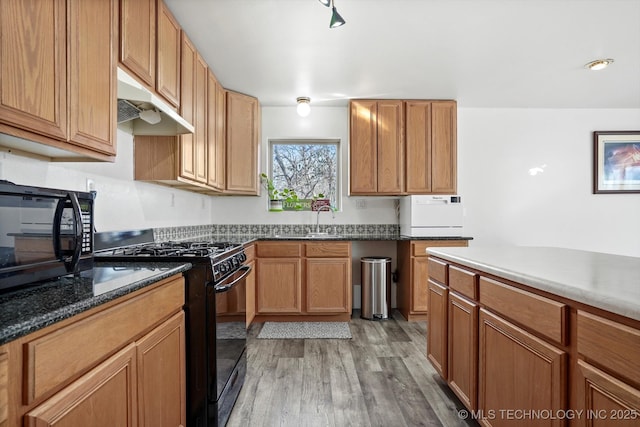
[214, 265, 251, 293]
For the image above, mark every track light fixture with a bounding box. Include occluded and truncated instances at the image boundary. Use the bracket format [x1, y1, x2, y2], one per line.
[330, 2, 346, 28]
[319, 0, 345, 28]
[296, 97, 311, 117]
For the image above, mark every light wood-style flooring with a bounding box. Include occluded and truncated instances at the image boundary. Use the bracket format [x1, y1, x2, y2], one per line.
[228, 311, 478, 427]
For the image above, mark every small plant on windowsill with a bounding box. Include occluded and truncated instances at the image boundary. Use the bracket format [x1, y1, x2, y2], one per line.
[261, 173, 303, 212]
[260, 173, 283, 211]
[282, 188, 304, 211]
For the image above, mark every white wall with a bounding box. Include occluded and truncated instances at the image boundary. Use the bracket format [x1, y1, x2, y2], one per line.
[458, 108, 640, 257]
[0, 128, 212, 232]
[209, 106, 398, 226]
[2, 106, 639, 258]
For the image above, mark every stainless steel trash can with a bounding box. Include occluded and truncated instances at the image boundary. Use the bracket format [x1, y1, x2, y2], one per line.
[361, 257, 391, 320]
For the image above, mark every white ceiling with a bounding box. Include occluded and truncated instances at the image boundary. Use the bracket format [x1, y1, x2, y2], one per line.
[164, 0, 640, 109]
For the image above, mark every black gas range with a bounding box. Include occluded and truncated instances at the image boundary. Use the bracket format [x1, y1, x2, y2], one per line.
[94, 230, 249, 427]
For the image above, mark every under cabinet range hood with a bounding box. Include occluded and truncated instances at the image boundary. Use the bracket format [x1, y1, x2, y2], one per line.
[117, 68, 194, 135]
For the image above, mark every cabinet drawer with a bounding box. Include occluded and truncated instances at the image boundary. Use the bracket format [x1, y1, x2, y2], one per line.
[479, 277, 567, 344]
[449, 266, 477, 299]
[577, 311, 640, 386]
[427, 257, 447, 284]
[25, 275, 184, 404]
[412, 240, 467, 257]
[256, 242, 301, 257]
[305, 242, 350, 258]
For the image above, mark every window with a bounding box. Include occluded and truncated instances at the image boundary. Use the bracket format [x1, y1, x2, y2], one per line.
[268, 139, 340, 210]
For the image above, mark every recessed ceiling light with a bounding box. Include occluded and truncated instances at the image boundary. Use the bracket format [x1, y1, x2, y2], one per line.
[584, 58, 614, 71]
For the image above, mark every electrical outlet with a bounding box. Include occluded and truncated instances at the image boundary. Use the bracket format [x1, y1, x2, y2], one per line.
[356, 199, 367, 209]
[170, 193, 175, 207]
[86, 178, 95, 192]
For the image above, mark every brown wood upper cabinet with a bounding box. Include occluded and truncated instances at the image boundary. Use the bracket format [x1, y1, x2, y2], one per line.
[406, 101, 457, 194]
[207, 71, 226, 191]
[349, 100, 404, 195]
[349, 99, 457, 195]
[226, 91, 260, 195]
[0, 0, 117, 161]
[156, 0, 181, 108]
[120, 0, 181, 110]
[120, 0, 156, 88]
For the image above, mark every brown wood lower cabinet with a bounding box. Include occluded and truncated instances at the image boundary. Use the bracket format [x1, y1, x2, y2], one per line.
[136, 312, 186, 427]
[397, 240, 468, 321]
[448, 291, 478, 411]
[427, 256, 640, 427]
[427, 279, 448, 378]
[256, 257, 302, 314]
[2, 274, 186, 427]
[577, 361, 640, 427]
[306, 258, 351, 313]
[25, 343, 138, 427]
[254, 241, 351, 321]
[478, 308, 566, 427]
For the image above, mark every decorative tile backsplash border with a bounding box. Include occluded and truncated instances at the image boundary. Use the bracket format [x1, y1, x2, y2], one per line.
[153, 224, 400, 242]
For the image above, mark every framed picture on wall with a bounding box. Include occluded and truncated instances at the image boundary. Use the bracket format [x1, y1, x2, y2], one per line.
[593, 131, 640, 194]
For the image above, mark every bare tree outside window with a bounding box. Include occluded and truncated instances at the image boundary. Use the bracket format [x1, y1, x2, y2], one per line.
[269, 139, 340, 208]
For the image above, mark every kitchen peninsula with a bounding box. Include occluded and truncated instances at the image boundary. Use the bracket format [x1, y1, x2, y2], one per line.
[426, 246, 640, 427]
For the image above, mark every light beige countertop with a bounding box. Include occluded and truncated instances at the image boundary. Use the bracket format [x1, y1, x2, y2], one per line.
[426, 246, 640, 322]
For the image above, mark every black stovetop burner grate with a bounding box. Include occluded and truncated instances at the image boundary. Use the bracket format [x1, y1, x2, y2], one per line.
[98, 240, 240, 258]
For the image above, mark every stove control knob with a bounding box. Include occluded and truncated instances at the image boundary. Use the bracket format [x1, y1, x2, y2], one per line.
[219, 263, 228, 273]
[238, 252, 247, 263]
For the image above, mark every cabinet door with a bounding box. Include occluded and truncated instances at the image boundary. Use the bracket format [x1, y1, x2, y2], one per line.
[405, 101, 432, 193]
[306, 258, 351, 314]
[246, 259, 256, 326]
[120, 0, 156, 88]
[577, 360, 640, 427]
[405, 100, 457, 194]
[179, 33, 196, 180]
[137, 312, 186, 427]
[256, 258, 302, 313]
[376, 100, 404, 194]
[25, 344, 138, 427]
[226, 91, 259, 194]
[68, 0, 117, 155]
[0, 0, 67, 139]
[427, 280, 448, 379]
[156, 0, 181, 108]
[448, 292, 478, 410]
[431, 101, 457, 194]
[349, 100, 377, 194]
[207, 70, 225, 190]
[194, 53, 208, 184]
[478, 308, 566, 427]
[412, 257, 429, 312]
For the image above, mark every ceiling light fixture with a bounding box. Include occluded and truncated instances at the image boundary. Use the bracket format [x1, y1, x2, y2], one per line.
[318, 0, 331, 7]
[329, 0, 346, 28]
[296, 97, 311, 117]
[584, 58, 614, 71]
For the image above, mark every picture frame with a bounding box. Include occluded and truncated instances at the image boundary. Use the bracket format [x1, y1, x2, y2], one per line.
[593, 131, 640, 194]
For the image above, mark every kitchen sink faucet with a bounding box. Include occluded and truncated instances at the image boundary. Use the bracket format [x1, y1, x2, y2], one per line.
[315, 204, 334, 233]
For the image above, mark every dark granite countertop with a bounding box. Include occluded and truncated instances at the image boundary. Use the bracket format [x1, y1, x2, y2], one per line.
[0, 262, 191, 345]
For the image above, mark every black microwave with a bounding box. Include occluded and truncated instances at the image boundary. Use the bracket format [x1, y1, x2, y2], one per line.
[0, 181, 95, 292]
